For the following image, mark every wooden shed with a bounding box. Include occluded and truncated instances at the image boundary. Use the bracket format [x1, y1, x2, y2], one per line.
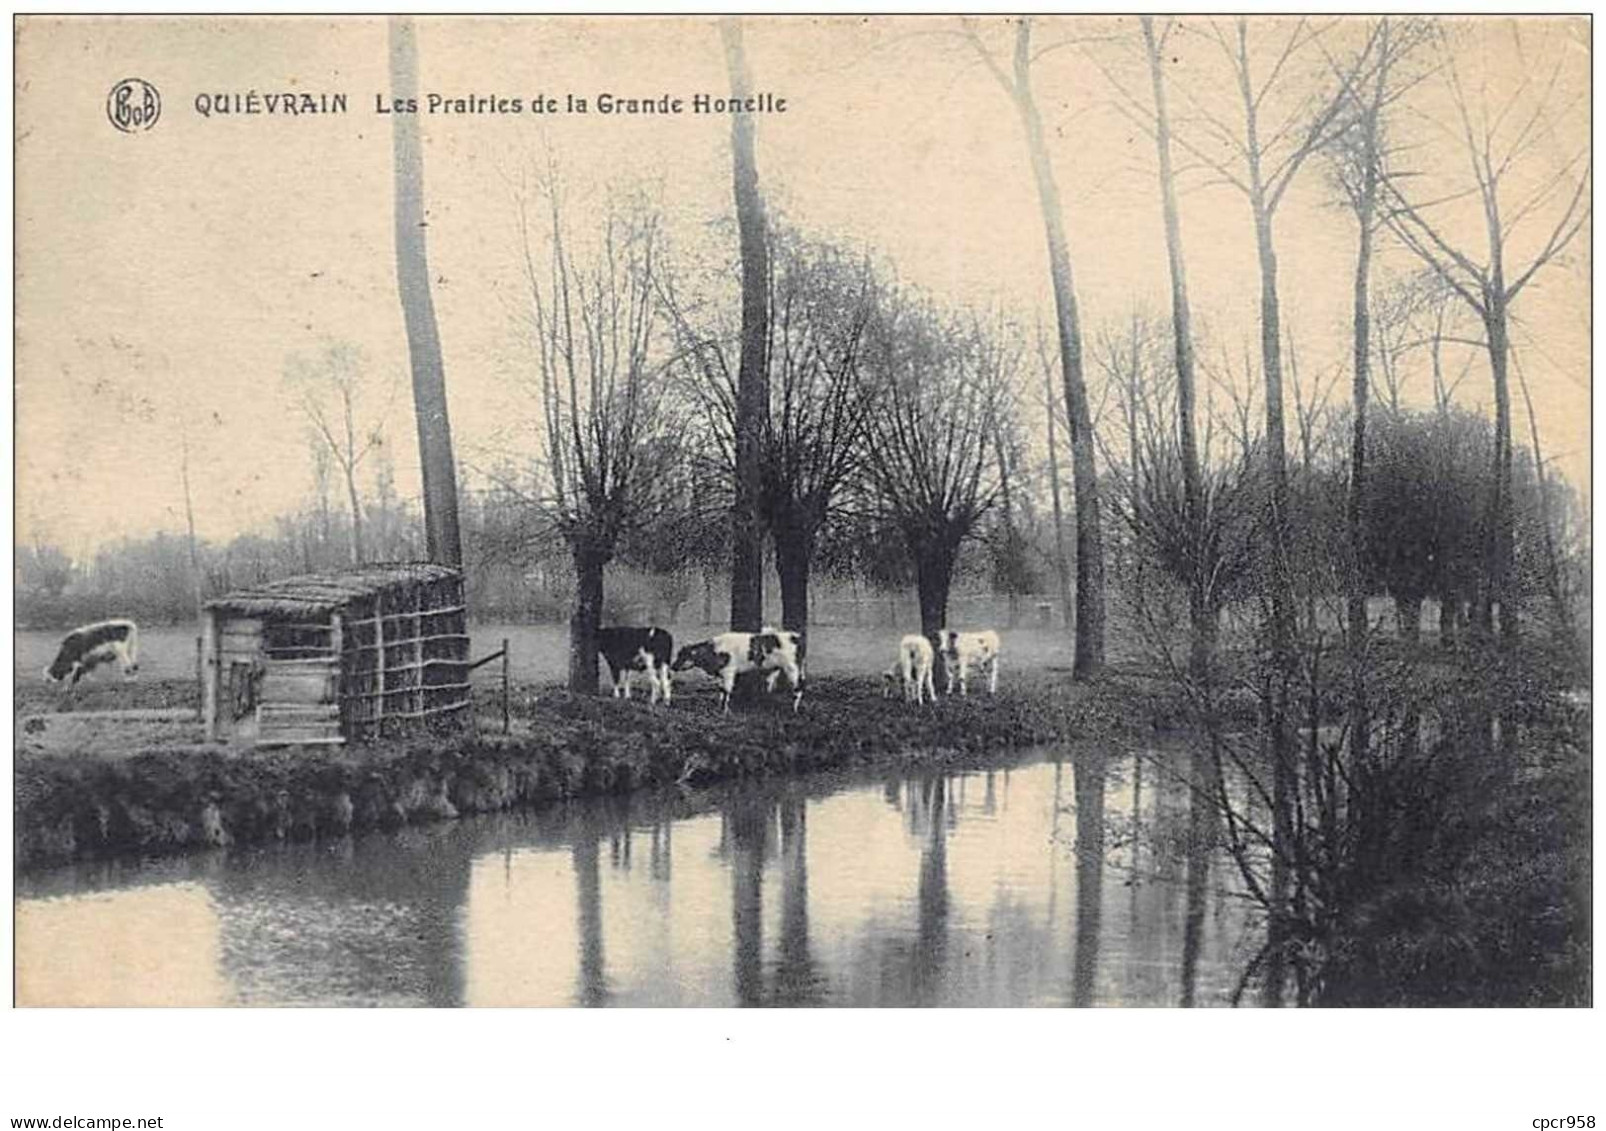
[202, 563, 471, 747]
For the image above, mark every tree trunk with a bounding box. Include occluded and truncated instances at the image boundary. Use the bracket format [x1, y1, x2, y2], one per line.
[1043, 368, 1075, 633]
[775, 524, 813, 634]
[1483, 305, 1517, 646]
[1251, 193, 1296, 1012]
[344, 464, 366, 566]
[915, 544, 957, 639]
[568, 545, 606, 694]
[1143, 18, 1208, 685]
[722, 17, 767, 646]
[1347, 111, 1379, 772]
[992, 424, 1021, 630]
[388, 16, 462, 567]
[1011, 23, 1105, 679]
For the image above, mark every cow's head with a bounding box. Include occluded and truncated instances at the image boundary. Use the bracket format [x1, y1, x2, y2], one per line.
[671, 641, 720, 675]
[43, 657, 75, 684]
[881, 668, 899, 697]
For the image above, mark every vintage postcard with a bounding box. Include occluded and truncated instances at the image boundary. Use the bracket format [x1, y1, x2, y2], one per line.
[12, 14, 1590, 1021]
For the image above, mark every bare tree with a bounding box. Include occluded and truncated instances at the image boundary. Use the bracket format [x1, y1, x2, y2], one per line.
[965, 16, 1106, 680]
[1137, 16, 1213, 679]
[518, 184, 679, 694]
[1379, 21, 1590, 647]
[389, 15, 463, 567]
[1165, 16, 1360, 1006]
[1327, 17, 1429, 769]
[283, 342, 392, 567]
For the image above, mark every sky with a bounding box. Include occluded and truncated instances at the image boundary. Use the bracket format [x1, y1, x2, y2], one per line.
[13, 15, 1591, 558]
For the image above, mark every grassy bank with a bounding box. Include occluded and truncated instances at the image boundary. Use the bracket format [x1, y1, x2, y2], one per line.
[14, 673, 1136, 872]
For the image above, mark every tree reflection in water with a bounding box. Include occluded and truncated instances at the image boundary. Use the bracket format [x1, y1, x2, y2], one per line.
[19, 748, 1252, 1007]
[1070, 751, 1106, 1007]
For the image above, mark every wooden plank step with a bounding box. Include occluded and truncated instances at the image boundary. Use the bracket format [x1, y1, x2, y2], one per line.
[258, 704, 340, 719]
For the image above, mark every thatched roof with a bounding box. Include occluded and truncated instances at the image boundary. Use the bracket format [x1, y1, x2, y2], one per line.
[206, 563, 462, 618]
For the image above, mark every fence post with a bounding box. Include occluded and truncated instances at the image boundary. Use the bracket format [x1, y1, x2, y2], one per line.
[195, 634, 203, 723]
[501, 637, 510, 734]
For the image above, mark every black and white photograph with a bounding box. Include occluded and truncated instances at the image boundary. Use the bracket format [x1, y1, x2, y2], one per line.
[10, 10, 1591, 1034]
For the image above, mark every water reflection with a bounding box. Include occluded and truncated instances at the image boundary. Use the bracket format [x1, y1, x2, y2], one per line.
[1070, 751, 1105, 1007]
[16, 748, 1251, 1007]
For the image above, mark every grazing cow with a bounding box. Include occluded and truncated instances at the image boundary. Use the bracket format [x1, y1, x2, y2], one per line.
[596, 626, 674, 704]
[882, 633, 936, 704]
[672, 629, 806, 714]
[44, 619, 140, 686]
[934, 629, 1001, 697]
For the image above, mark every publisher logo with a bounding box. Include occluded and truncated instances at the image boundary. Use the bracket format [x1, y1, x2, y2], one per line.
[107, 78, 161, 133]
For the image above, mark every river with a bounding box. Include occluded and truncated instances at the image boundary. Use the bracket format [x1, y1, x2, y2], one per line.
[15, 747, 1253, 1007]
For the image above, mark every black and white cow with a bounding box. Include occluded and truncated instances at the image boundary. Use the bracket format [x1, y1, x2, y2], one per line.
[882, 633, 936, 704]
[44, 619, 140, 686]
[671, 629, 806, 714]
[934, 629, 1001, 697]
[596, 626, 674, 704]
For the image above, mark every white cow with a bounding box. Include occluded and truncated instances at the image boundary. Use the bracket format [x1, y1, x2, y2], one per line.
[882, 634, 936, 704]
[934, 629, 1001, 697]
[672, 629, 807, 714]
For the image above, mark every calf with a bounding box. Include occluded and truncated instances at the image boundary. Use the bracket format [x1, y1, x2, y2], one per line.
[44, 619, 140, 686]
[596, 626, 674, 704]
[882, 634, 936, 704]
[934, 629, 1001, 697]
[672, 629, 806, 714]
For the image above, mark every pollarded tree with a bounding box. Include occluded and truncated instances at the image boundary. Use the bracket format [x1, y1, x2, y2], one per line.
[661, 224, 880, 634]
[759, 232, 879, 633]
[861, 294, 1008, 638]
[517, 183, 681, 694]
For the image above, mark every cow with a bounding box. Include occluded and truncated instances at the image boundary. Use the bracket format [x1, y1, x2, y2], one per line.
[672, 629, 806, 714]
[934, 629, 1001, 697]
[882, 633, 936, 704]
[596, 626, 674, 704]
[44, 619, 140, 686]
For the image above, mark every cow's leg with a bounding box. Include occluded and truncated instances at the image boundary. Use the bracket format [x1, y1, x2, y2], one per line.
[959, 661, 970, 697]
[661, 665, 673, 704]
[988, 655, 998, 695]
[721, 670, 736, 714]
[786, 658, 804, 713]
[113, 641, 137, 679]
[765, 670, 781, 694]
[922, 666, 936, 704]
